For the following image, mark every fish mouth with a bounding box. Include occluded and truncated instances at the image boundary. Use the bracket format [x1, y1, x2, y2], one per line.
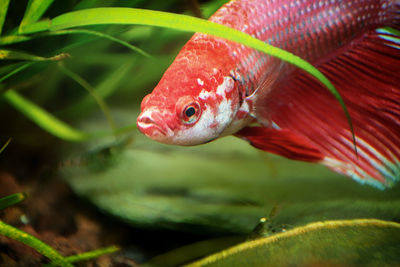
[136, 111, 171, 140]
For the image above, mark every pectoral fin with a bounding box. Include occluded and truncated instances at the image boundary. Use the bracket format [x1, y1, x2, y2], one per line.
[236, 126, 324, 162]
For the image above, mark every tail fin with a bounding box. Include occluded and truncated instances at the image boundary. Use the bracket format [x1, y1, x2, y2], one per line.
[253, 27, 400, 189]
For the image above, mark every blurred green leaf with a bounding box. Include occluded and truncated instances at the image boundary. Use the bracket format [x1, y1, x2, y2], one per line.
[49, 29, 151, 58]
[0, 192, 26, 210]
[73, 0, 99, 11]
[0, 62, 34, 84]
[19, 0, 54, 33]
[0, 50, 69, 61]
[0, 137, 11, 154]
[202, 0, 229, 18]
[186, 219, 400, 267]
[58, 62, 116, 130]
[60, 61, 135, 116]
[63, 245, 119, 264]
[0, 0, 10, 35]
[0, 29, 151, 57]
[0, 35, 31, 45]
[2, 90, 90, 142]
[62, 132, 400, 234]
[144, 236, 244, 267]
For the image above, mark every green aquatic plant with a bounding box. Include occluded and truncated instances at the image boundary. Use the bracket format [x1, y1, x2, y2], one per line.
[0, 192, 26, 210]
[0, 137, 11, 154]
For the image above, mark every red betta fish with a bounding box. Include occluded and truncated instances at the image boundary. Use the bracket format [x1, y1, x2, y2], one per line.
[137, 0, 400, 189]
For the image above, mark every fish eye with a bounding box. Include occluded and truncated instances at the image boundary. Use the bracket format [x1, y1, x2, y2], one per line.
[185, 107, 196, 117]
[181, 102, 201, 125]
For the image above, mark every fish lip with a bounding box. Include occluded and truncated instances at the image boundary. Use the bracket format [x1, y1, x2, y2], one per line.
[137, 112, 170, 138]
[137, 122, 167, 136]
[137, 120, 167, 136]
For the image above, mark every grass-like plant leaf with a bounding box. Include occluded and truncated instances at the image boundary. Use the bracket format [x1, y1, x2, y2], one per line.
[58, 62, 116, 130]
[0, 35, 31, 45]
[0, 137, 11, 154]
[49, 29, 151, 58]
[0, 220, 72, 267]
[62, 245, 119, 265]
[0, 29, 151, 58]
[2, 90, 90, 142]
[0, 219, 118, 266]
[0, 50, 69, 61]
[60, 61, 134, 116]
[0, 192, 26, 210]
[41, 245, 119, 267]
[19, 0, 54, 33]
[0, 192, 117, 266]
[0, 62, 34, 84]
[0, 0, 10, 35]
[18, 7, 355, 148]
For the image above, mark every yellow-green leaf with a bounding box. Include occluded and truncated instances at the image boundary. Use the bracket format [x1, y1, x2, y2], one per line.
[0, 0, 10, 35]
[2, 90, 89, 142]
[19, 0, 54, 33]
[0, 49, 69, 61]
[0, 220, 72, 267]
[0, 137, 11, 154]
[186, 219, 400, 267]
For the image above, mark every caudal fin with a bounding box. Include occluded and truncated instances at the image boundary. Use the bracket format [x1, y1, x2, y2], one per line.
[252, 27, 400, 189]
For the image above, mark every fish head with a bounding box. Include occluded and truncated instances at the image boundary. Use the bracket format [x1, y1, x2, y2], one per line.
[137, 56, 240, 146]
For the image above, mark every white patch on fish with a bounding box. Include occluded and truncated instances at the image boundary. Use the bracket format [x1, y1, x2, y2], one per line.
[173, 104, 217, 145]
[215, 97, 233, 127]
[216, 76, 234, 96]
[199, 89, 212, 100]
[220, 99, 253, 136]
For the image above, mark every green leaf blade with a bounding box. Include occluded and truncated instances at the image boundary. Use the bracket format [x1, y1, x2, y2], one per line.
[49, 29, 151, 58]
[0, 137, 11, 154]
[0, 49, 69, 61]
[0, 220, 72, 267]
[60, 61, 134, 116]
[0, 193, 26, 210]
[58, 62, 116, 130]
[2, 90, 90, 142]
[19, 0, 54, 33]
[0, 62, 34, 85]
[0, 0, 10, 35]
[64, 245, 119, 264]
